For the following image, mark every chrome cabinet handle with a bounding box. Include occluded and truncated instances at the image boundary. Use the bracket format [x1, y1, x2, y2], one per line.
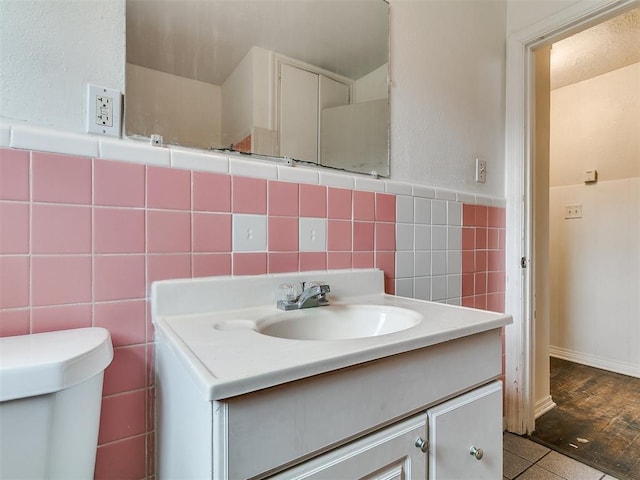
[470, 446, 484, 460]
[415, 437, 428, 453]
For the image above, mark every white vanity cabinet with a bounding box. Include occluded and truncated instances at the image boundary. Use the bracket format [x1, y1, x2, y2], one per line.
[270, 414, 428, 480]
[156, 327, 504, 480]
[268, 381, 502, 480]
[152, 269, 511, 480]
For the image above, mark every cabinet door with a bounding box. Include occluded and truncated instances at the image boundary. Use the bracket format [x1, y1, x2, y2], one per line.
[279, 63, 319, 163]
[427, 381, 502, 480]
[271, 414, 427, 480]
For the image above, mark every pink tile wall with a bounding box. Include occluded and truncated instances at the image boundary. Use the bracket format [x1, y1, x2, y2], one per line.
[461, 204, 506, 313]
[0, 148, 400, 479]
[0, 147, 507, 479]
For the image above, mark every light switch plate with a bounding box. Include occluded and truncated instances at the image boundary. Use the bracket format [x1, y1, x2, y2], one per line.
[299, 217, 327, 252]
[564, 204, 583, 219]
[475, 158, 487, 183]
[233, 214, 267, 251]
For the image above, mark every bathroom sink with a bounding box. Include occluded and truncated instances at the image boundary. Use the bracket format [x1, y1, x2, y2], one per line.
[256, 304, 422, 340]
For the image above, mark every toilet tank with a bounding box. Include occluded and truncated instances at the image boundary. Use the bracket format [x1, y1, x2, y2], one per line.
[0, 327, 113, 479]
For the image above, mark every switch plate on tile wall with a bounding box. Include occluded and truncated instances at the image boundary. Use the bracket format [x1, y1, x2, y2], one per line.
[299, 218, 327, 252]
[233, 214, 267, 251]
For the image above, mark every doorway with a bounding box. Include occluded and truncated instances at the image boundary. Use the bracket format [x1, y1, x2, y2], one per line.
[528, 10, 640, 478]
[503, 0, 640, 436]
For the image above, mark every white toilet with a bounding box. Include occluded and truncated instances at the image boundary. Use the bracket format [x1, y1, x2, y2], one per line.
[0, 327, 113, 479]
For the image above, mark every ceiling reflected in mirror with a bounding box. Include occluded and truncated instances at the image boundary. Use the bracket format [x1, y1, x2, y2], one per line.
[126, 0, 390, 176]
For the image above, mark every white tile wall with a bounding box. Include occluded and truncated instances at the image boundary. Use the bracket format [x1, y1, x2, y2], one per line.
[396, 195, 414, 223]
[396, 223, 414, 251]
[431, 200, 448, 225]
[414, 225, 431, 251]
[431, 226, 447, 250]
[414, 198, 431, 224]
[171, 149, 228, 173]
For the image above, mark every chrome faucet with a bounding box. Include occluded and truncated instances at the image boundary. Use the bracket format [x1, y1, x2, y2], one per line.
[277, 282, 330, 311]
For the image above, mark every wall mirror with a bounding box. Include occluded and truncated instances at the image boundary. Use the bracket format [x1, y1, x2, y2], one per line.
[125, 0, 390, 177]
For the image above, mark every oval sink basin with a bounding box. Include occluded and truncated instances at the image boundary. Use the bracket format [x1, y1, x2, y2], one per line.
[256, 305, 422, 340]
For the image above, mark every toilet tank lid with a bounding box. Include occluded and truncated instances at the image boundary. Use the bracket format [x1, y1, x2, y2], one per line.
[0, 327, 114, 402]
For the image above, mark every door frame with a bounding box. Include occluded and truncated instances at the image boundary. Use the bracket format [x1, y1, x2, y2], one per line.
[503, 0, 639, 435]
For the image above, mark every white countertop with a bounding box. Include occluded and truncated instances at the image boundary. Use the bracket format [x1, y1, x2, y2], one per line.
[153, 270, 511, 401]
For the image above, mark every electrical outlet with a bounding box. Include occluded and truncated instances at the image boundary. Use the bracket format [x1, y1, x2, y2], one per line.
[475, 158, 487, 183]
[564, 204, 582, 219]
[86, 84, 121, 137]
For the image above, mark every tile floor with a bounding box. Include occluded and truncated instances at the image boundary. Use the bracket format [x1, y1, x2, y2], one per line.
[504, 432, 620, 480]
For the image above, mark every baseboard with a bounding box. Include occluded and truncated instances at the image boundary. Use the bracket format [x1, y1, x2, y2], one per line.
[550, 346, 640, 379]
[534, 395, 556, 419]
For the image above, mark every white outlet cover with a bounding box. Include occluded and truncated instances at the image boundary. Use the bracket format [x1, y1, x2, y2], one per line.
[299, 217, 327, 252]
[86, 84, 122, 137]
[233, 214, 267, 251]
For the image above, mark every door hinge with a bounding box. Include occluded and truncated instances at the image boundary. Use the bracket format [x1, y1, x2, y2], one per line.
[521, 257, 527, 269]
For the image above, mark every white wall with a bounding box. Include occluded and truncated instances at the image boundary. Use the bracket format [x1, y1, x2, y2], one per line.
[389, 0, 506, 197]
[548, 65, 640, 377]
[506, 0, 585, 35]
[550, 62, 640, 186]
[126, 64, 221, 150]
[0, 0, 125, 133]
[549, 179, 640, 377]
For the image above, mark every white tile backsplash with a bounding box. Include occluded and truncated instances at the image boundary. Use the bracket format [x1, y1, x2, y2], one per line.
[447, 250, 462, 275]
[12, 124, 99, 158]
[100, 138, 170, 166]
[431, 251, 447, 276]
[171, 149, 228, 173]
[414, 197, 431, 224]
[431, 276, 447, 300]
[434, 188, 457, 201]
[447, 202, 462, 226]
[233, 214, 267, 252]
[447, 226, 461, 250]
[414, 225, 431, 251]
[229, 156, 278, 180]
[385, 180, 413, 196]
[298, 217, 327, 252]
[277, 165, 319, 184]
[447, 274, 461, 299]
[395, 251, 414, 278]
[396, 195, 414, 223]
[431, 225, 447, 250]
[395, 278, 414, 298]
[414, 251, 431, 277]
[396, 223, 414, 251]
[412, 185, 436, 199]
[318, 171, 354, 189]
[414, 277, 431, 301]
[431, 200, 447, 225]
[354, 176, 385, 192]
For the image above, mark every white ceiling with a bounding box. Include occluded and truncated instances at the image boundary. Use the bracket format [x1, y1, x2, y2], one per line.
[551, 6, 640, 90]
[126, 0, 389, 86]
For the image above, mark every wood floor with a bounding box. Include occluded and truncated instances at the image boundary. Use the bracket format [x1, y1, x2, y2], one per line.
[530, 358, 640, 480]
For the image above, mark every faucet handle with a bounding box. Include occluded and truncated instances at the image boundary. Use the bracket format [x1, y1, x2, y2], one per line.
[305, 281, 330, 294]
[278, 283, 303, 302]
